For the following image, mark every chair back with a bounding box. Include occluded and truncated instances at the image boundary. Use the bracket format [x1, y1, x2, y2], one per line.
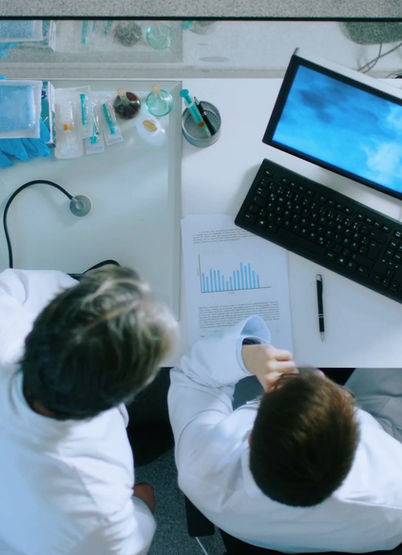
[220, 530, 402, 555]
[184, 495, 402, 555]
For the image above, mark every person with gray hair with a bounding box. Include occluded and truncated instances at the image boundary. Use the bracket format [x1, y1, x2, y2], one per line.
[0, 265, 177, 555]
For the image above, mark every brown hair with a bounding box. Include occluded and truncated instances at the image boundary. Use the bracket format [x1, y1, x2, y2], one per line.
[249, 373, 359, 506]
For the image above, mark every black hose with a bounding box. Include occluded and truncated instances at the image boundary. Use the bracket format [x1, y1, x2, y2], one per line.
[2, 180, 73, 268]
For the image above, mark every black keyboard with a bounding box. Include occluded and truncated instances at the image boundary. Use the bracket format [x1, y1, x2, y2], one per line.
[235, 159, 402, 304]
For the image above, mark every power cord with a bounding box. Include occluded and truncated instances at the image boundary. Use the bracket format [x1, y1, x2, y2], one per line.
[2, 179, 91, 268]
[358, 41, 402, 73]
[195, 536, 210, 554]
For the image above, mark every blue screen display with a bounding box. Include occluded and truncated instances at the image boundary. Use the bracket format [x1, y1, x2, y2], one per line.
[272, 65, 402, 195]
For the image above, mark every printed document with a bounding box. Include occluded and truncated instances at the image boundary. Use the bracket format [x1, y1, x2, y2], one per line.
[181, 214, 293, 350]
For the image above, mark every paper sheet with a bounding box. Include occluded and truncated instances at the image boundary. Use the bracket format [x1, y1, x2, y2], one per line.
[181, 214, 293, 350]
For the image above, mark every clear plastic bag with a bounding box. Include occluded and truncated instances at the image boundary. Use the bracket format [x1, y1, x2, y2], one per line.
[0, 80, 42, 138]
[100, 99, 123, 145]
[54, 91, 83, 159]
[85, 100, 105, 155]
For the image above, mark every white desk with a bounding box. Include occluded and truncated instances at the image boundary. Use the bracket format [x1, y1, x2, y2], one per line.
[0, 77, 400, 368]
[179, 78, 402, 368]
[0, 79, 182, 317]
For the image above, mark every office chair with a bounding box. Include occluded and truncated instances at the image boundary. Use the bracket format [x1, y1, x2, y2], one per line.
[184, 496, 402, 555]
[68, 259, 120, 280]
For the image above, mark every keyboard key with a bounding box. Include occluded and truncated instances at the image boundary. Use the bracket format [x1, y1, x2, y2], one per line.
[357, 265, 369, 276]
[244, 213, 256, 223]
[346, 261, 357, 272]
[390, 282, 400, 292]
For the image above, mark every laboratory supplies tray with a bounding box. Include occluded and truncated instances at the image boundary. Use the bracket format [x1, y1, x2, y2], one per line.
[0, 79, 182, 317]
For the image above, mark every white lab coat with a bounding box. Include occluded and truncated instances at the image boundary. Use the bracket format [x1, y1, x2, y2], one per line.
[168, 316, 402, 553]
[0, 269, 155, 555]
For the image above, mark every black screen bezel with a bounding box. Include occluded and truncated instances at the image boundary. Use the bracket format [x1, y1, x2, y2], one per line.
[262, 54, 402, 201]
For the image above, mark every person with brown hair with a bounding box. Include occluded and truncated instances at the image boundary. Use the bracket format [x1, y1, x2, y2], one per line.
[0, 265, 177, 554]
[249, 369, 359, 508]
[168, 316, 402, 552]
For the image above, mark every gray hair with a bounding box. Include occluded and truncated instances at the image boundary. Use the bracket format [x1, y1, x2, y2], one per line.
[22, 265, 177, 419]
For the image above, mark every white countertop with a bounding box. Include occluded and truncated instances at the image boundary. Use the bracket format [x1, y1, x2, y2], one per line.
[0, 76, 400, 368]
[179, 78, 402, 368]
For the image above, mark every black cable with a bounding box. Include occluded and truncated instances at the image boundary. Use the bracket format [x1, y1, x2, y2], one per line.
[3, 180, 73, 269]
[358, 43, 383, 73]
[358, 41, 402, 73]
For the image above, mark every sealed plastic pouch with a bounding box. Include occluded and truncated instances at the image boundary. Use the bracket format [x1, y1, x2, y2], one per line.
[85, 101, 105, 155]
[54, 90, 83, 159]
[76, 86, 93, 139]
[100, 99, 123, 145]
[0, 80, 42, 138]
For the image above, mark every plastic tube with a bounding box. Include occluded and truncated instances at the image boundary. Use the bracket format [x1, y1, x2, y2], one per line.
[180, 89, 211, 135]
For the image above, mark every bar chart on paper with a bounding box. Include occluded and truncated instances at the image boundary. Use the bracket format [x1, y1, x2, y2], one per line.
[199, 255, 271, 293]
[182, 214, 293, 350]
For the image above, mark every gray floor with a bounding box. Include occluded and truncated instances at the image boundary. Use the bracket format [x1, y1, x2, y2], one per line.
[135, 448, 225, 554]
[133, 375, 265, 554]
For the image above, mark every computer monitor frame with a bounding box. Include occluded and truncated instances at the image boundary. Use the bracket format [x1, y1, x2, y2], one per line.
[263, 48, 402, 201]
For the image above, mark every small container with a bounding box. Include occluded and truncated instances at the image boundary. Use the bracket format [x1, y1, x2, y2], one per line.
[113, 87, 141, 120]
[136, 112, 166, 146]
[54, 99, 83, 159]
[182, 101, 221, 148]
[145, 23, 172, 49]
[113, 21, 142, 46]
[145, 83, 173, 117]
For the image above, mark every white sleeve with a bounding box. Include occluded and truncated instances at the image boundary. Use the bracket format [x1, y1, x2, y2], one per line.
[0, 269, 77, 365]
[168, 316, 270, 472]
[177, 315, 271, 388]
[70, 497, 156, 555]
[130, 497, 156, 554]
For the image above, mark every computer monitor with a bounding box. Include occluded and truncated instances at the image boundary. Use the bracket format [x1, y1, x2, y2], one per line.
[263, 48, 402, 201]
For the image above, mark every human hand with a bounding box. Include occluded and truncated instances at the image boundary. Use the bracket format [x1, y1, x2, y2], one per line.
[133, 482, 156, 514]
[242, 343, 298, 392]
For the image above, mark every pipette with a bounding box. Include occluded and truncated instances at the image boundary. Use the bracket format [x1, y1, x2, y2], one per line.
[180, 89, 211, 135]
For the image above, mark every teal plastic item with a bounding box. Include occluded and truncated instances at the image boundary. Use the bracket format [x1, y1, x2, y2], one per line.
[102, 103, 116, 134]
[145, 24, 172, 49]
[145, 84, 173, 117]
[0, 119, 50, 167]
[81, 20, 89, 44]
[0, 21, 36, 39]
[180, 89, 204, 126]
[180, 21, 194, 30]
[0, 43, 17, 58]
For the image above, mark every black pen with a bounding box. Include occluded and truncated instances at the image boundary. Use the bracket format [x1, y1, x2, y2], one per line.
[194, 97, 215, 135]
[316, 274, 325, 341]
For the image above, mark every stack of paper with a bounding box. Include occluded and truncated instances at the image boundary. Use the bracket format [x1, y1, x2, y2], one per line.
[181, 213, 294, 350]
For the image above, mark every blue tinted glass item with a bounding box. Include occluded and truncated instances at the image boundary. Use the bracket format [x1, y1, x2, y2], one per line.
[0, 21, 36, 39]
[0, 84, 36, 132]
